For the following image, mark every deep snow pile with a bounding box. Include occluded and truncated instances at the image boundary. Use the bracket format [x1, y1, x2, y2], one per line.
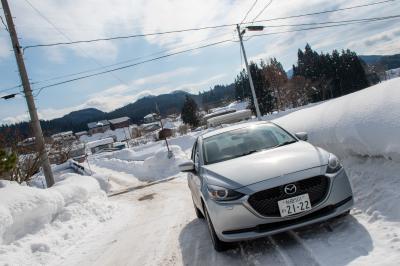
[0, 174, 115, 265]
[91, 145, 189, 183]
[272, 78, 400, 260]
[274, 77, 400, 161]
[80, 127, 132, 143]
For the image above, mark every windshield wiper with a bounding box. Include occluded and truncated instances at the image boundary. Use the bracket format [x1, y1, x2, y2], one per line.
[276, 140, 297, 147]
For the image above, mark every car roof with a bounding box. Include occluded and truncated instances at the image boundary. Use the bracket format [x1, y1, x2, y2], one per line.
[201, 120, 273, 139]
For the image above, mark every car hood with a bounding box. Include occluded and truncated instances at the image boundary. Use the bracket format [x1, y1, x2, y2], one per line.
[202, 141, 329, 189]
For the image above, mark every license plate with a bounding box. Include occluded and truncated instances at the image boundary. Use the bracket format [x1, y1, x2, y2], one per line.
[278, 194, 311, 217]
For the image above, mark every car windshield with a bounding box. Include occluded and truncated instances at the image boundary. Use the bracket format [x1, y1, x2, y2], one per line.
[203, 123, 297, 165]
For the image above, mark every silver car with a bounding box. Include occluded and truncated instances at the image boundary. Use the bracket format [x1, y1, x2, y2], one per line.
[179, 121, 353, 251]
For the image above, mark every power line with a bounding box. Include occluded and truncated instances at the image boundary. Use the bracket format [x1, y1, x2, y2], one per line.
[31, 14, 400, 96]
[32, 39, 233, 97]
[240, 0, 258, 24]
[257, 14, 400, 28]
[9, 13, 400, 96]
[30, 31, 233, 85]
[23, 0, 129, 87]
[244, 15, 400, 40]
[0, 15, 8, 31]
[249, 0, 396, 24]
[21, 0, 396, 50]
[251, 0, 273, 23]
[0, 84, 22, 94]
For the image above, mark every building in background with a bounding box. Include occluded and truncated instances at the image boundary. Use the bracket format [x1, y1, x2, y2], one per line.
[109, 117, 131, 130]
[51, 131, 76, 143]
[86, 138, 114, 154]
[75, 131, 88, 138]
[143, 113, 157, 124]
[87, 120, 111, 135]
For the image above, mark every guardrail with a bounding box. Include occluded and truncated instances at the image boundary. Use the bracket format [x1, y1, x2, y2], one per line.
[68, 159, 92, 176]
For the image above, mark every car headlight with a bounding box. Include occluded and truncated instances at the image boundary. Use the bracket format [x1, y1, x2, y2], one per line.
[326, 153, 342, 173]
[207, 184, 244, 201]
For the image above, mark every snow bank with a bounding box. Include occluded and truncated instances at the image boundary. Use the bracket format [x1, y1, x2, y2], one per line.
[273, 78, 400, 229]
[91, 145, 188, 182]
[274, 78, 400, 161]
[0, 175, 103, 245]
[0, 174, 114, 265]
[0, 174, 109, 245]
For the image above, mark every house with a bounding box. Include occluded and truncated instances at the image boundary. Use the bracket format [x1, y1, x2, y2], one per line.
[143, 113, 158, 123]
[109, 117, 131, 130]
[87, 120, 111, 135]
[141, 122, 161, 134]
[17, 137, 36, 152]
[51, 131, 76, 143]
[75, 131, 88, 138]
[86, 138, 114, 154]
[167, 113, 180, 121]
[130, 124, 140, 138]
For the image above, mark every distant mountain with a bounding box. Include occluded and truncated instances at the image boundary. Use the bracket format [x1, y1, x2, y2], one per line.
[360, 54, 400, 70]
[107, 91, 197, 124]
[56, 108, 105, 125]
[0, 84, 235, 143]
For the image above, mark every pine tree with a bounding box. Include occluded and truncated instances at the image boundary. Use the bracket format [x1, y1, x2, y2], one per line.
[0, 149, 17, 178]
[181, 96, 200, 128]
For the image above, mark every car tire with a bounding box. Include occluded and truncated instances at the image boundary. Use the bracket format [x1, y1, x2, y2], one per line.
[192, 198, 204, 219]
[204, 204, 230, 252]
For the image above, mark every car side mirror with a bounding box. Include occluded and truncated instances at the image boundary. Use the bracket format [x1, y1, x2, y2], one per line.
[295, 132, 308, 141]
[179, 160, 195, 172]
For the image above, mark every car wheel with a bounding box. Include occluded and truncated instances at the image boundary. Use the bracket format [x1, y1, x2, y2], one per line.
[203, 204, 230, 252]
[192, 198, 204, 219]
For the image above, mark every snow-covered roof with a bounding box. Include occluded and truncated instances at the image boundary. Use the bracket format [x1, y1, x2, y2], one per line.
[109, 117, 130, 124]
[51, 131, 74, 138]
[144, 113, 157, 119]
[86, 137, 114, 149]
[75, 131, 88, 136]
[203, 108, 236, 120]
[87, 120, 110, 129]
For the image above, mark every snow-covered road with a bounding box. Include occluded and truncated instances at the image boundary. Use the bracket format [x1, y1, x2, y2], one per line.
[52, 154, 400, 266]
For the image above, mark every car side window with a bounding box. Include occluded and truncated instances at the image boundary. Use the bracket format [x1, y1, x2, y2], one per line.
[194, 141, 200, 172]
[191, 141, 197, 161]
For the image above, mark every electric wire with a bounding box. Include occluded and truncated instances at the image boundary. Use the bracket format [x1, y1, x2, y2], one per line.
[32, 39, 233, 97]
[23, 0, 129, 88]
[251, 0, 273, 23]
[240, 0, 258, 25]
[27, 14, 400, 86]
[30, 31, 233, 85]
[30, 14, 400, 96]
[0, 84, 22, 94]
[0, 15, 8, 32]
[244, 16, 400, 40]
[21, 0, 397, 50]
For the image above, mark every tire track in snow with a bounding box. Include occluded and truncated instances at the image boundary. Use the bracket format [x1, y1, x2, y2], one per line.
[271, 231, 321, 266]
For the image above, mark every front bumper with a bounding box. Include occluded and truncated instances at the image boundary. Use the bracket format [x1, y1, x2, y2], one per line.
[204, 168, 354, 242]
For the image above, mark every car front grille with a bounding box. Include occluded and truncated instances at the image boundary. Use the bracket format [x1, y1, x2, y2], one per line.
[247, 175, 330, 217]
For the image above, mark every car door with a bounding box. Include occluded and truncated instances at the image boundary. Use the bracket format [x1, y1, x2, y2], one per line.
[189, 139, 202, 207]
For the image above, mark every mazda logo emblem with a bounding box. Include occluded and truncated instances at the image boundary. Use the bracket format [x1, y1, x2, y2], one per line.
[284, 184, 297, 195]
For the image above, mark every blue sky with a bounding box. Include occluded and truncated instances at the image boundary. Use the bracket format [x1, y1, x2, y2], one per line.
[1, 0, 399, 124]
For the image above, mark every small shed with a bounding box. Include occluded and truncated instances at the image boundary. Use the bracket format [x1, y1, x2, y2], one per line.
[86, 138, 114, 154]
[109, 117, 131, 130]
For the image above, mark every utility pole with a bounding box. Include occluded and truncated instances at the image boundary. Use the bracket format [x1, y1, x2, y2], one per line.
[237, 24, 262, 120]
[2, 0, 54, 187]
[155, 103, 172, 158]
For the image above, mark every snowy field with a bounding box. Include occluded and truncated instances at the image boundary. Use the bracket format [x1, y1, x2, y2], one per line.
[1, 78, 399, 265]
